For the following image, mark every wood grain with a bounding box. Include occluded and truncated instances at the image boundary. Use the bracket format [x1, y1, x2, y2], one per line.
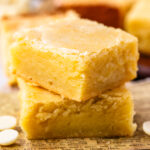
[0, 80, 150, 150]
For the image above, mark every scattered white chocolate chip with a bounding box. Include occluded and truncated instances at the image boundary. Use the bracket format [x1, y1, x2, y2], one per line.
[0, 116, 17, 131]
[143, 121, 150, 135]
[0, 129, 18, 146]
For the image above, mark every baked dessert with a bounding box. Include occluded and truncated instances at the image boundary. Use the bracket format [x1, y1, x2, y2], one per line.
[10, 17, 139, 100]
[125, 0, 150, 55]
[18, 78, 136, 139]
[54, 0, 136, 28]
[11, 18, 138, 101]
[1, 11, 78, 85]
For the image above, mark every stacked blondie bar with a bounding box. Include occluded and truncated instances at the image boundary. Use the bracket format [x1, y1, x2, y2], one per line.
[6, 14, 138, 139]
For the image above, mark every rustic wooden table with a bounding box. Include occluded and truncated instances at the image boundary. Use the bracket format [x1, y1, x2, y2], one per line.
[0, 80, 150, 150]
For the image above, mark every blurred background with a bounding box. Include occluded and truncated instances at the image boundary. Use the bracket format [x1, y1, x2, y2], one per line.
[0, 0, 149, 83]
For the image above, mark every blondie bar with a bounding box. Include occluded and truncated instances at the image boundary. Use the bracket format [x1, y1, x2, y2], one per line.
[19, 79, 136, 139]
[11, 18, 138, 101]
[125, 0, 150, 55]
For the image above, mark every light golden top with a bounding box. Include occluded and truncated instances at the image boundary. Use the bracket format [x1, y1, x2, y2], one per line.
[14, 18, 137, 55]
[54, 0, 136, 7]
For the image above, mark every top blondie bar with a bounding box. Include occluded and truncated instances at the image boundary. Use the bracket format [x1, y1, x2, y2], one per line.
[11, 17, 139, 101]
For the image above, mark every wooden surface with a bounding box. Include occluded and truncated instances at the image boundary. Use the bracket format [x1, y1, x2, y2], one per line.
[0, 80, 150, 150]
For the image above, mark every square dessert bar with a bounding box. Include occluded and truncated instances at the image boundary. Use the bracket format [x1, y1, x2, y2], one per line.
[11, 18, 138, 101]
[125, 0, 150, 55]
[54, 0, 136, 27]
[0, 11, 78, 85]
[18, 78, 136, 139]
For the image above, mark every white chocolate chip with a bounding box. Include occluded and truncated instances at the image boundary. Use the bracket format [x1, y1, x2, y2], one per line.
[0, 116, 17, 131]
[143, 121, 150, 135]
[0, 129, 18, 146]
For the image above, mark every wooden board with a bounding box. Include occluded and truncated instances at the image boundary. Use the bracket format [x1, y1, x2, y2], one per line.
[0, 80, 150, 150]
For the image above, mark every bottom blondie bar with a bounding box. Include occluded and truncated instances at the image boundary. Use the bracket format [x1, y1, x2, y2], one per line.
[18, 79, 136, 139]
